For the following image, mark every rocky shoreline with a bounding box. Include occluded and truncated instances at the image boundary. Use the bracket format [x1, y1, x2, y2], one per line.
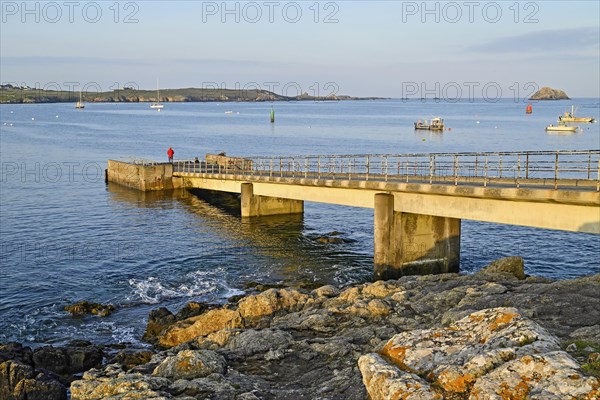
[2, 257, 599, 399]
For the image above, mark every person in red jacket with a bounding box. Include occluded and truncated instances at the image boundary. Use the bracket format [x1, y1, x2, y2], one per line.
[167, 147, 174, 163]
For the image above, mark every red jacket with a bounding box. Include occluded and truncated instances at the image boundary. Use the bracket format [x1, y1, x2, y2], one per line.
[167, 148, 174, 157]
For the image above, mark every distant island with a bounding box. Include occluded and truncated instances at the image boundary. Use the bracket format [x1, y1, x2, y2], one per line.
[0, 85, 387, 104]
[529, 86, 570, 100]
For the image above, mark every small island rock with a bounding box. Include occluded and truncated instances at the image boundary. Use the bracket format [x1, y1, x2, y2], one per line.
[529, 86, 570, 100]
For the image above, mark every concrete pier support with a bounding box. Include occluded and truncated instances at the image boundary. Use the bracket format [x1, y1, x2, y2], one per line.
[241, 183, 304, 218]
[374, 193, 460, 280]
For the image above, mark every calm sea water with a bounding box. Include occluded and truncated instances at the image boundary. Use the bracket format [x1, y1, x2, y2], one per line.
[1, 99, 599, 347]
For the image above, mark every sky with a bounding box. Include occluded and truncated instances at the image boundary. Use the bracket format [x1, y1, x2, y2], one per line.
[1, 0, 599, 98]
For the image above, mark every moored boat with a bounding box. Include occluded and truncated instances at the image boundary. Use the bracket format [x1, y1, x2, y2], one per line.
[558, 106, 595, 123]
[150, 79, 164, 110]
[75, 89, 85, 109]
[545, 124, 579, 132]
[414, 117, 444, 131]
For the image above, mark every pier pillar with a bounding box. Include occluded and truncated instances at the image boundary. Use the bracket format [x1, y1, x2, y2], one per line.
[374, 193, 460, 280]
[107, 160, 174, 191]
[241, 183, 304, 217]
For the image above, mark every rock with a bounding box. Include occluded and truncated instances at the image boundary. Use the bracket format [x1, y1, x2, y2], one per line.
[66, 265, 600, 400]
[0, 359, 35, 399]
[174, 301, 210, 321]
[159, 308, 243, 347]
[471, 351, 599, 399]
[71, 365, 171, 400]
[359, 353, 442, 399]
[107, 349, 154, 371]
[479, 256, 526, 279]
[13, 371, 67, 400]
[64, 301, 115, 317]
[152, 350, 226, 379]
[237, 288, 311, 325]
[32, 341, 103, 378]
[225, 329, 293, 357]
[0, 342, 33, 365]
[529, 86, 570, 100]
[143, 307, 176, 344]
[312, 285, 340, 298]
[365, 307, 599, 399]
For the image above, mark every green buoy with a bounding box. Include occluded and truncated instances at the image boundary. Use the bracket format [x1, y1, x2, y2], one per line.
[270, 107, 275, 123]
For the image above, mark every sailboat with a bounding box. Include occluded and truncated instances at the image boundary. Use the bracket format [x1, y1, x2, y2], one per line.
[150, 79, 164, 110]
[75, 89, 85, 109]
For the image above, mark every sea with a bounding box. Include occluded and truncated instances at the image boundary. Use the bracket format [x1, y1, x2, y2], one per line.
[0, 98, 599, 347]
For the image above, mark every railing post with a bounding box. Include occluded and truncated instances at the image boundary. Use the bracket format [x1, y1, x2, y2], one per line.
[385, 156, 389, 181]
[305, 158, 308, 179]
[588, 151, 592, 180]
[279, 158, 283, 177]
[317, 156, 321, 180]
[429, 155, 433, 184]
[597, 155, 600, 192]
[366, 155, 370, 181]
[331, 157, 335, 180]
[405, 159, 409, 183]
[517, 154, 521, 188]
[554, 151, 559, 190]
[454, 155, 458, 186]
[270, 158, 273, 178]
[474, 156, 478, 178]
[525, 153, 529, 179]
[484, 156, 488, 187]
[499, 155, 503, 178]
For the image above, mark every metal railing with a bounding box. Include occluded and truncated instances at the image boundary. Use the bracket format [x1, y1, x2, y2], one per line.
[173, 150, 600, 191]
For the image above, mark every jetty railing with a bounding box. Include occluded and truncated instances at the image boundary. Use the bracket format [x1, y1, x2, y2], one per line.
[173, 150, 600, 191]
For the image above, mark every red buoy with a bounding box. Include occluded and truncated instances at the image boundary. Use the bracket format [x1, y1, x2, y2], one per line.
[526, 103, 533, 114]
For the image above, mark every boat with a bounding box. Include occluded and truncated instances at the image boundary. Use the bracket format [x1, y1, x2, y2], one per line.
[414, 117, 444, 131]
[545, 123, 579, 132]
[75, 89, 85, 109]
[150, 79, 164, 110]
[558, 106, 595, 123]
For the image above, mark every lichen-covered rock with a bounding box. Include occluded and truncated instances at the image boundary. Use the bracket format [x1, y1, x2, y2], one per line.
[363, 307, 599, 399]
[359, 353, 442, 399]
[471, 351, 600, 399]
[237, 288, 311, 323]
[158, 308, 242, 347]
[71, 269, 599, 400]
[70, 364, 172, 400]
[152, 350, 226, 379]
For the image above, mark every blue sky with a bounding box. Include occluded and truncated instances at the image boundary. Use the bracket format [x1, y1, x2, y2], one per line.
[1, 1, 599, 97]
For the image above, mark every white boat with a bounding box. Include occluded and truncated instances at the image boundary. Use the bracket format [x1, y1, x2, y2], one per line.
[75, 89, 85, 109]
[414, 117, 444, 131]
[150, 79, 164, 110]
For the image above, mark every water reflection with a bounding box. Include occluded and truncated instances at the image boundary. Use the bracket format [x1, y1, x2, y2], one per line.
[106, 183, 372, 289]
